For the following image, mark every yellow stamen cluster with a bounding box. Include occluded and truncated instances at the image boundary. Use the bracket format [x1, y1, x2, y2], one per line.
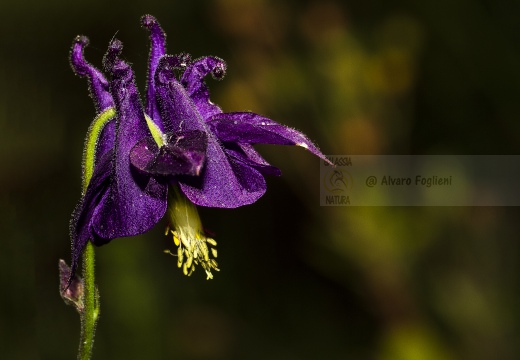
[164, 226, 219, 279]
[145, 104, 220, 280]
[164, 186, 219, 279]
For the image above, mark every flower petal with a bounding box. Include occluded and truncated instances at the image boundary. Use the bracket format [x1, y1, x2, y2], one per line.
[90, 39, 167, 239]
[93, 119, 116, 169]
[225, 154, 266, 193]
[141, 14, 167, 130]
[181, 56, 226, 120]
[180, 142, 267, 208]
[154, 56, 203, 134]
[69, 149, 113, 280]
[129, 137, 158, 174]
[130, 130, 207, 176]
[70, 36, 114, 113]
[208, 112, 331, 163]
[155, 56, 266, 207]
[223, 143, 281, 176]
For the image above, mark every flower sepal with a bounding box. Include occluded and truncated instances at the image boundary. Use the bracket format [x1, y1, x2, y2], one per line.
[130, 129, 207, 177]
[59, 260, 84, 313]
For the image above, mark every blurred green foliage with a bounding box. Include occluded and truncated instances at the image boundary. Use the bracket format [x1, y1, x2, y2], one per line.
[1, 0, 519, 359]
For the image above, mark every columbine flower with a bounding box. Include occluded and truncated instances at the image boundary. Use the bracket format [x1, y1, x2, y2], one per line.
[69, 15, 331, 279]
[134, 15, 332, 208]
[68, 37, 193, 278]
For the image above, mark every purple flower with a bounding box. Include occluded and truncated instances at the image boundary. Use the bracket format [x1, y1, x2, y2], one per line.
[69, 15, 330, 279]
[135, 15, 331, 206]
[69, 36, 169, 278]
[69, 36, 203, 277]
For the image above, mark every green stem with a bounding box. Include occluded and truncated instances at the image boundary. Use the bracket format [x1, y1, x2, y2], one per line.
[75, 107, 113, 359]
[78, 242, 100, 360]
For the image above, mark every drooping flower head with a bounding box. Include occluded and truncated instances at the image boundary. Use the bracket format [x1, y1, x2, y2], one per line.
[69, 15, 331, 280]
[69, 36, 167, 279]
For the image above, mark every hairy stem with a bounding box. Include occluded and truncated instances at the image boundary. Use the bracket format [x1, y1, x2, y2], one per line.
[78, 242, 99, 360]
[75, 108, 112, 359]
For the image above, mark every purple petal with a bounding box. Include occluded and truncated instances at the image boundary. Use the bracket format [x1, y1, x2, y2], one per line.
[224, 143, 281, 176]
[180, 141, 267, 208]
[141, 15, 167, 130]
[155, 56, 266, 208]
[69, 150, 113, 280]
[130, 130, 207, 176]
[129, 137, 159, 175]
[154, 55, 204, 134]
[93, 120, 116, 166]
[208, 112, 331, 163]
[180, 56, 226, 120]
[70, 36, 114, 112]
[225, 154, 266, 193]
[90, 39, 167, 239]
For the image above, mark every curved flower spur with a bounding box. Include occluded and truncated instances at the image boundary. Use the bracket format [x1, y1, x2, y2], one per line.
[68, 15, 331, 281]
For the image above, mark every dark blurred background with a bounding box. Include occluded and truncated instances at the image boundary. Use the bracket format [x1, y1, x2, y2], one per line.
[1, 0, 520, 359]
